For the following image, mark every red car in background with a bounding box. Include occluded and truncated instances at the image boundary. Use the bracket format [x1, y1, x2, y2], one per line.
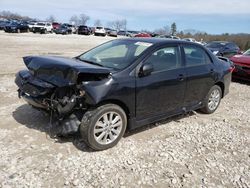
[52, 22, 60, 30]
[230, 49, 250, 81]
[134, 32, 151, 37]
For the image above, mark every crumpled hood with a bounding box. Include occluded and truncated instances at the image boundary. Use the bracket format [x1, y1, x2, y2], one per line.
[23, 56, 111, 86]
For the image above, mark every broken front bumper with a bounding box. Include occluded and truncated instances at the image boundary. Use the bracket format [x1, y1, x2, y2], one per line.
[15, 70, 55, 109]
[15, 69, 83, 136]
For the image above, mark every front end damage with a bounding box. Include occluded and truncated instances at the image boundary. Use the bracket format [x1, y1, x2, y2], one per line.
[15, 56, 112, 136]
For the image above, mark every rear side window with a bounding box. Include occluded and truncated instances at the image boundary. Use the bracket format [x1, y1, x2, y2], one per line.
[183, 45, 212, 66]
[144, 46, 181, 72]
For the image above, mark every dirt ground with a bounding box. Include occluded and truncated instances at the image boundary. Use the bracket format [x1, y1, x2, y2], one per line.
[0, 31, 249, 188]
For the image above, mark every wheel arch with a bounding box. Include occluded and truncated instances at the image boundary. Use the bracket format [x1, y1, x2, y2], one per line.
[215, 81, 225, 98]
[95, 99, 130, 119]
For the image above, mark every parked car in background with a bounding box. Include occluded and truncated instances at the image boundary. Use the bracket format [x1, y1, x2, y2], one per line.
[117, 30, 127, 36]
[105, 28, 111, 35]
[183, 38, 197, 43]
[27, 21, 37, 31]
[105, 28, 118, 37]
[159, 35, 180, 40]
[230, 49, 250, 81]
[94, 27, 106, 36]
[0, 20, 11, 30]
[54, 25, 72, 35]
[77, 25, 91, 35]
[108, 29, 117, 37]
[126, 31, 139, 37]
[52, 22, 60, 30]
[15, 38, 232, 150]
[134, 32, 151, 37]
[205, 41, 240, 58]
[4, 21, 29, 33]
[62, 23, 77, 34]
[33, 22, 53, 34]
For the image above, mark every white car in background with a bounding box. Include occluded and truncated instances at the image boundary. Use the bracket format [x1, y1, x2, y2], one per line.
[183, 38, 197, 43]
[32, 22, 53, 34]
[94, 27, 106, 36]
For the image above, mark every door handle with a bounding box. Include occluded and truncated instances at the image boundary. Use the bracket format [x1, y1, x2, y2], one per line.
[178, 74, 185, 81]
[210, 69, 214, 73]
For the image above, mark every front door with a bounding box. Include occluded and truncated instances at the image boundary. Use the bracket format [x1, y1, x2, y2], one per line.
[136, 45, 186, 120]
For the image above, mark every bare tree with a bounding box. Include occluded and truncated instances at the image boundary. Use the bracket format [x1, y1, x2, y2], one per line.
[46, 15, 56, 22]
[108, 19, 127, 31]
[69, 15, 79, 25]
[154, 25, 170, 35]
[94, 19, 102, 27]
[121, 19, 127, 31]
[79, 14, 90, 25]
[163, 25, 170, 34]
[0, 10, 23, 20]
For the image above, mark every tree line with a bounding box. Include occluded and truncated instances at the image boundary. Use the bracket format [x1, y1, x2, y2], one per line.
[154, 22, 250, 50]
[1, 10, 249, 50]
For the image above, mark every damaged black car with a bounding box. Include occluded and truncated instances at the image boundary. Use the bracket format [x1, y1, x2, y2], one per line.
[15, 38, 232, 150]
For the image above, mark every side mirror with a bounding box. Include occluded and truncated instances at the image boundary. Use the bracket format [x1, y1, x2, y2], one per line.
[139, 64, 153, 77]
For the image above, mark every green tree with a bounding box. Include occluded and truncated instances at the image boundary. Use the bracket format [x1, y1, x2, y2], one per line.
[171, 22, 177, 36]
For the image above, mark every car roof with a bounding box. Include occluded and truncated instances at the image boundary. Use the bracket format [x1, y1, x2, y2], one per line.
[117, 37, 199, 46]
[209, 41, 230, 44]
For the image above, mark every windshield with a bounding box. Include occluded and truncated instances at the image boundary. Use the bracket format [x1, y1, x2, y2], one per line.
[78, 40, 153, 70]
[243, 49, 250, 56]
[206, 42, 226, 48]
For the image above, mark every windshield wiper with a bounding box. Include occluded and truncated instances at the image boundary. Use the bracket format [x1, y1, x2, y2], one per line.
[75, 57, 104, 67]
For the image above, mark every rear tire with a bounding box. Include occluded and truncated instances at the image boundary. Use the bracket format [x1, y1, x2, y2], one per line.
[80, 104, 127, 151]
[200, 85, 222, 114]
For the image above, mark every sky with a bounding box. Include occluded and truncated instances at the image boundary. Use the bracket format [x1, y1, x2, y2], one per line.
[0, 0, 250, 34]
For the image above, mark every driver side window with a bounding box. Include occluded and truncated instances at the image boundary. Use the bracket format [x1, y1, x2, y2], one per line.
[144, 46, 181, 73]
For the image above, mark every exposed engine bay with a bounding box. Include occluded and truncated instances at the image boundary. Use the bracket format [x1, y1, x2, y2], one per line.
[15, 56, 112, 136]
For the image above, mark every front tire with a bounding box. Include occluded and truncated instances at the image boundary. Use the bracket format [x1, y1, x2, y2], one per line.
[80, 104, 127, 150]
[200, 85, 222, 114]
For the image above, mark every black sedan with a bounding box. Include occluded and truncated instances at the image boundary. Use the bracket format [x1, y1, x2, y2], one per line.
[0, 20, 11, 30]
[206, 41, 240, 58]
[15, 38, 232, 150]
[4, 22, 29, 33]
[77, 25, 91, 35]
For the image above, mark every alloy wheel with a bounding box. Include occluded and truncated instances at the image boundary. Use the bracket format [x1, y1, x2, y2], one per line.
[93, 112, 123, 145]
[208, 89, 221, 111]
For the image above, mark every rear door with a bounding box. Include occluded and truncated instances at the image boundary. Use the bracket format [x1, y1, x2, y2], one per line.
[136, 45, 186, 120]
[182, 44, 215, 108]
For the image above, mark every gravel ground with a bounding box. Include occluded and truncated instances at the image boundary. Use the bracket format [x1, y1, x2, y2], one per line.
[0, 31, 249, 188]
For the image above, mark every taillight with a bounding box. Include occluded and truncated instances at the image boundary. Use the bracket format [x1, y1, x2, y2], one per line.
[228, 66, 235, 73]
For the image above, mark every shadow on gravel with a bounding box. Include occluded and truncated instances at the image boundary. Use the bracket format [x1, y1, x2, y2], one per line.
[232, 78, 250, 86]
[124, 111, 195, 138]
[12, 104, 196, 151]
[12, 104, 94, 152]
